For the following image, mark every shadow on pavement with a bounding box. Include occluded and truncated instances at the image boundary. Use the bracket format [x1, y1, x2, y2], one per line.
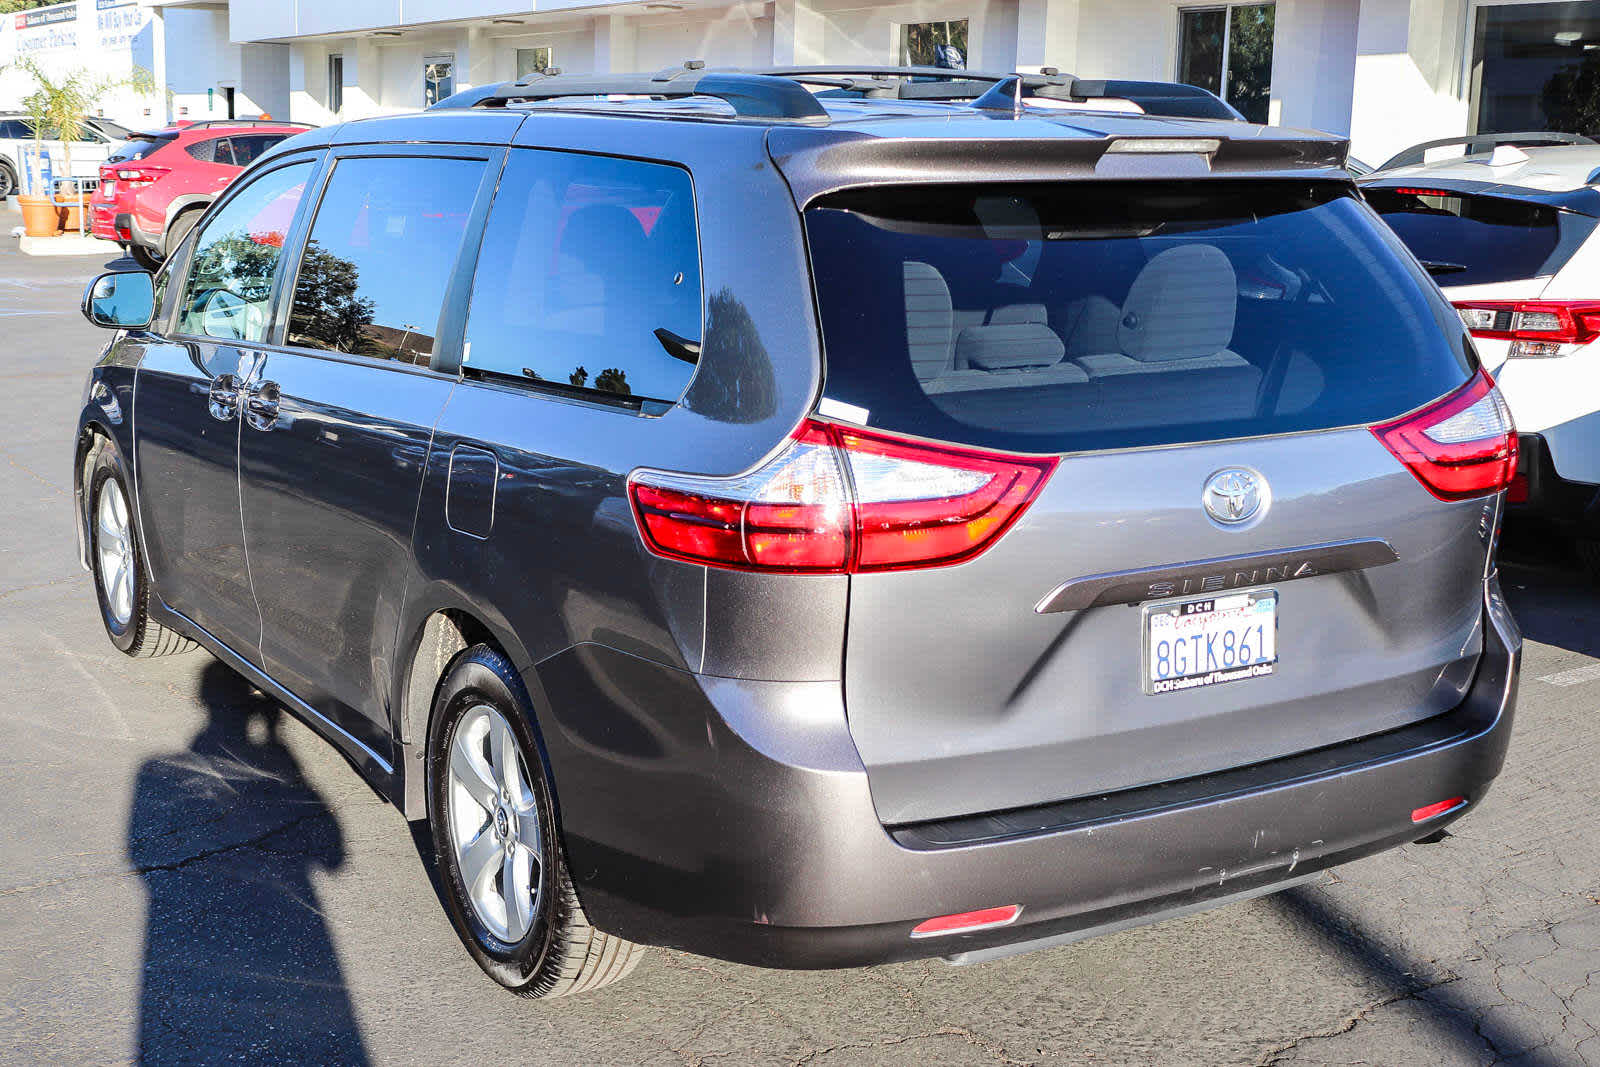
[1272, 888, 1563, 1065]
[1499, 523, 1600, 660]
[128, 659, 368, 1064]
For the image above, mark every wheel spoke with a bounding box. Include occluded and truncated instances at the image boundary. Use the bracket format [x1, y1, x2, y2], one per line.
[503, 843, 532, 941]
[114, 561, 135, 619]
[449, 730, 498, 812]
[490, 715, 519, 799]
[458, 825, 501, 900]
[98, 512, 121, 544]
[109, 485, 128, 529]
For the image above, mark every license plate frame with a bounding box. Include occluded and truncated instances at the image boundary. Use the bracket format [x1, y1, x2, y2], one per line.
[1142, 590, 1278, 695]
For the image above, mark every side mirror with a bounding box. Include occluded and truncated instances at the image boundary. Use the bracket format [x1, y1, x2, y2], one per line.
[81, 270, 154, 330]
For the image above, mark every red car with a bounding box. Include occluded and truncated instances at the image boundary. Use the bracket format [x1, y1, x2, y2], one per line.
[91, 119, 313, 270]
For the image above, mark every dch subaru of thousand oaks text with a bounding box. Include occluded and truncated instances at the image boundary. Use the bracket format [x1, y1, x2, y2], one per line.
[72, 66, 1520, 998]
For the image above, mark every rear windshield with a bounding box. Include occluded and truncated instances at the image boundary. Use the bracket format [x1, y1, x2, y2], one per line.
[107, 134, 176, 164]
[805, 181, 1474, 455]
[1364, 187, 1597, 287]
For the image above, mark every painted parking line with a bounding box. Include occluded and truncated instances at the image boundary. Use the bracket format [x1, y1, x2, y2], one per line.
[1538, 662, 1600, 687]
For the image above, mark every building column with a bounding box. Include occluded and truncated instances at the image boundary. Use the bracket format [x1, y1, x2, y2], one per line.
[594, 14, 637, 74]
[1347, 0, 1469, 167]
[460, 25, 495, 89]
[344, 38, 381, 117]
[771, 0, 824, 66]
[1014, 0, 1079, 74]
[150, 7, 170, 125]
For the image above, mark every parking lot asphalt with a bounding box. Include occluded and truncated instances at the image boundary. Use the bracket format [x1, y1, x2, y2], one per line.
[2, 235, 1600, 1067]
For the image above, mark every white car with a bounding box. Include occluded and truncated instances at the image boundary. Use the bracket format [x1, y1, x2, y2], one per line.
[0, 113, 127, 199]
[1362, 142, 1600, 578]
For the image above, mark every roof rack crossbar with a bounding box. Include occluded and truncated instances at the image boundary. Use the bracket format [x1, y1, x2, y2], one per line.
[479, 64, 828, 122]
[1379, 131, 1598, 172]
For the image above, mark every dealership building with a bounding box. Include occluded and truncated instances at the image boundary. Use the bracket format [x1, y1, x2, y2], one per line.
[6, 1, 1600, 167]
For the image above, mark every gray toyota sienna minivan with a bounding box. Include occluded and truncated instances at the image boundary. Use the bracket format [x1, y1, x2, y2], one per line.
[73, 66, 1521, 998]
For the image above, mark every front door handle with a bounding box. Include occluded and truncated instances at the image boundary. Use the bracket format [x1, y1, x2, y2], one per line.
[207, 374, 243, 421]
[244, 379, 280, 432]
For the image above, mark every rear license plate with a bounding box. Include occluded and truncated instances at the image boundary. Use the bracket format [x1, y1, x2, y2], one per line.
[1144, 591, 1277, 694]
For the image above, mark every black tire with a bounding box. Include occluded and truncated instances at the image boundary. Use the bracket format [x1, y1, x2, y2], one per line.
[0, 164, 15, 201]
[163, 207, 204, 260]
[1577, 539, 1600, 585]
[129, 243, 162, 272]
[85, 440, 196, 658]
[426, 644, 645, 998]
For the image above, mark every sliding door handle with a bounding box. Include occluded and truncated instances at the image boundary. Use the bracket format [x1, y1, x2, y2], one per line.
[207, 374, 243, 421]
[244, 379, 280, 432]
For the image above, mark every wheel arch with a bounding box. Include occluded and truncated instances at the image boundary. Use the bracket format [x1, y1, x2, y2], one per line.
[394, 600, 541, 820]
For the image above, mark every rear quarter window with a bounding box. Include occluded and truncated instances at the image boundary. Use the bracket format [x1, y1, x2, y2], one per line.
[805, 180, 1474, 455]
[463, 149, 702, 410]
[1364, 187, 1597, 286]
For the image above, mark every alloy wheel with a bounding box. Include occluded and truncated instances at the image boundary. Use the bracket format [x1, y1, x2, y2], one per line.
[447, 702, 543, 943]
[95, 479, 136, 628]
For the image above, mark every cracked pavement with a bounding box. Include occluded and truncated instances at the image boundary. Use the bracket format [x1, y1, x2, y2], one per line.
[2, 221, 1600, 1066]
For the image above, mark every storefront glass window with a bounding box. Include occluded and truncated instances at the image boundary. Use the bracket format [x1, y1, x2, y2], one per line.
[424, 55, 455, 107]
[1472, 1, 1600, 135]
[517, 48, 553, 79]
[1178, 4, 1275, 124]
[900, 20, 968, 70]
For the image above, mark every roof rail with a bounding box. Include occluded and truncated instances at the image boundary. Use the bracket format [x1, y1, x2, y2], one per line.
[1377, 131, 1598, 172]
[756, 66, 1241, 120]
[474, 62, 829, 122]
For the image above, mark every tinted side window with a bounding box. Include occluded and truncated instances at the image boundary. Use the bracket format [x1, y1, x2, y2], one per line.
[286, 155, 484, 366]
[175, 160, 311, 343]
[464, 149, 702, 404]
[0, 120, 30, 139]
[185, 138, 218, 163]
[232, 136, 285, 167]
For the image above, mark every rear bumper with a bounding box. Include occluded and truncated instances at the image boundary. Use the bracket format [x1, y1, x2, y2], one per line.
[537, 576, 1520, 970]
[1509, 433, 1600, 535]
[110, 211, 160, 251]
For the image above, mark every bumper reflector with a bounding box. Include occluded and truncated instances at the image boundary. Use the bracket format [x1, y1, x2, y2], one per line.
[1411, 797, 1466, 823]
[910, 905, 1021, 939]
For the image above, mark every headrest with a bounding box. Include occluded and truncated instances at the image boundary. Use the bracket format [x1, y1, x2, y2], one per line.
[1118, 245, 1237, 362]
[987, 303, 1048, 326]
[955, 322, 1066, 371]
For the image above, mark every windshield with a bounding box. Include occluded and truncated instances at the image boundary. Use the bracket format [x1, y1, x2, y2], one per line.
[805, 180, 1474, 455]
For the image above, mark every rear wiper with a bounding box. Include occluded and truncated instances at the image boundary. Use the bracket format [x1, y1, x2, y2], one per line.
[1420, 260, 1468, 276]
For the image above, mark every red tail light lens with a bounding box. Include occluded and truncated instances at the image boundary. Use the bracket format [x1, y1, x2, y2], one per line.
[910, 905, 1022, 938]
[1454, 299, 1600, 357]
[1371, 370, 1517, 501]
[115, 166, 169, 187]
[1411, 797, 1466, 823]
[629, 420, 1057, 573]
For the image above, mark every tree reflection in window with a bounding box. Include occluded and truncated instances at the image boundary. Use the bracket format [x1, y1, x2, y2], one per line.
[178, 228, 287, 341]
[286, 240, 378, 356]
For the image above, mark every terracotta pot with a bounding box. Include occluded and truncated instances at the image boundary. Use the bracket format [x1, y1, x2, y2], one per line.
[59, 203, 82, 232]
[17, 194, 60, 237]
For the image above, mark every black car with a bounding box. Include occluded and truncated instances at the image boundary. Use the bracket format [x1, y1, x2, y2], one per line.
[75, 66, 1519, 998]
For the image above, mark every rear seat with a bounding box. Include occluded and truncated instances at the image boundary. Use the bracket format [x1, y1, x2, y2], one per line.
[903, 246, 1260, 417]
[1070, 245, 1261, 419]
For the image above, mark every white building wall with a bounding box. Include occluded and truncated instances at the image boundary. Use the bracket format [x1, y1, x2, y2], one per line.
[1348, 0, 1471, 166]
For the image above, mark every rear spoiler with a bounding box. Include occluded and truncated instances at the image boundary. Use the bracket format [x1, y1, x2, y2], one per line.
[1376, 131, 1596, 172]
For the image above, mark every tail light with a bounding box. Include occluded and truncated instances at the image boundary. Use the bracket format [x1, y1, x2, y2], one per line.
[1372, 369, 1517, 501]
[1454, 299, 1600, 358]
[629, 419, 1057, 573]
[115, 166, 169, 187]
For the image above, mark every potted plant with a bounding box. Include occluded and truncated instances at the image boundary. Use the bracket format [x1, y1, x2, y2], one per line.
[8, 59, 153, 236]
[14, 83, 57, 237]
